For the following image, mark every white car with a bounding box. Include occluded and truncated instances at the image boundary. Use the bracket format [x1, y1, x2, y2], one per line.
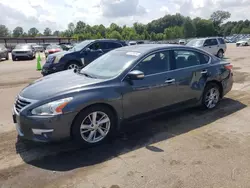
[236, 38, 250, 47]
[186, 37, 227, 58]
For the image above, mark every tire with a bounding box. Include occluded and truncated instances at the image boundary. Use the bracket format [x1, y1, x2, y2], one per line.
[71, 105, 116, 145]
[217, 49, 224, 59]
[5, 53, 9, 60]
[202, 83, 221, 109]
[66, 61, 80, 70]
[12, 55, 16, 61]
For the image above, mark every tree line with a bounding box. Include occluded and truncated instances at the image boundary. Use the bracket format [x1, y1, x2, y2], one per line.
[0, 10, 249, 41]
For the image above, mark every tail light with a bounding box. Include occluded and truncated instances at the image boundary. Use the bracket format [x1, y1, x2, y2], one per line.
[224, 64, 233, 71]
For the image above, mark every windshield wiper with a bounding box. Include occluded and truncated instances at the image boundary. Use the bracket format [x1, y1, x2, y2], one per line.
[78, 71, 96, 78]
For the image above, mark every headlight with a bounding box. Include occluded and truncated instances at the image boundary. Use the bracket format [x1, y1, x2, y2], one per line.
[31, 97, 73, 116]
[54, 54, 64, 63]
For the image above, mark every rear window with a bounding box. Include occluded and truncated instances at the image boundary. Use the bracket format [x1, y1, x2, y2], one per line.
[218, 38, 225, 44]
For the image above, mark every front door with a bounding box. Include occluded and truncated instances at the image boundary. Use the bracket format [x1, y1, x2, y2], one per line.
[172, 49, 211, 104]
[83, 42, 104, 65]
[122, 50, 179, 119]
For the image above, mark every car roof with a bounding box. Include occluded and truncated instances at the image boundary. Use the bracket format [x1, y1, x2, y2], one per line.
[115, 44, 193, 54]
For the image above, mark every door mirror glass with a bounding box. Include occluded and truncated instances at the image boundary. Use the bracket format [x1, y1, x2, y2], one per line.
[126, 70, 144, 80]
[97, 49, 103, 53]
[203, 43, 208, 47]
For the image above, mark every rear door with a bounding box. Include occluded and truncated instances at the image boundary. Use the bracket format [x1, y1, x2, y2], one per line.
[104, 42, 123, 53]
[171, 49, 211, 104]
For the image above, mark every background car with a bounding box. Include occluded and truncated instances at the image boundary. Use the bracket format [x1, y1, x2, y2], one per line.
[13, 44, 233, 145]
[236, 38, 250, 47]
[60, 44, 73, 51]
[41, 43, 51, 51]
[32, 44, 44, 52]
[186, 37, 226, 58]
[11, 44, 36, 61]
[0, 44, 9, 60]
[42, 39, 127, 76]
[44, 44, 63, 58]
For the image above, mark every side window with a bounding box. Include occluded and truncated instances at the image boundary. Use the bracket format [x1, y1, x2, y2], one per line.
[218, 38, 225, 44]
[133, 51, 170, 76]
[89, 42, 101, 50]
[211, 39, 218, 45]
[199, 53, 210, 64]
[107, 42, 122, 49]
[204, 39, 211, 46]
[174, 50, 201, 69]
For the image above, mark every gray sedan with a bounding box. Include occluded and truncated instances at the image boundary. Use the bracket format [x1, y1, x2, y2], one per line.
[12, 44, 233, 145]
[0, 44, 9, 60]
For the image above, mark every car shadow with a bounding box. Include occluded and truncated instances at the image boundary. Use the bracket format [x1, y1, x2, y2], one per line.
[16, 98, 246, 171]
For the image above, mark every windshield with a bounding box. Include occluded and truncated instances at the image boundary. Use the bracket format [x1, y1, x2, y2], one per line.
[80, 50, 139, 79]
[15, 44, 32, 50]
[187, 39, 204, 47]
[69, 40, 93, 52]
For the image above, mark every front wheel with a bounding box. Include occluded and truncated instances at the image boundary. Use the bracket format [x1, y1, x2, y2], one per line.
[66, 62, 80, 70]
[217, 50, 224, 59]
[202, 83, 220, 109]
[71, 105, 116, 145]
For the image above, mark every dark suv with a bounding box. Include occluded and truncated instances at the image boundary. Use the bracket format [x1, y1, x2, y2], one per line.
[42, 39, 127, 76]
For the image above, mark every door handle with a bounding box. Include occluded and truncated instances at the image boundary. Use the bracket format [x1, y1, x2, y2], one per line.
[201, 70, 208, 74]
[165, 78, 175, 83]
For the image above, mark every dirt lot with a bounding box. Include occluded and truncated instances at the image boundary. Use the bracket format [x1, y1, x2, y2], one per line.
[1, 45, 250, 188]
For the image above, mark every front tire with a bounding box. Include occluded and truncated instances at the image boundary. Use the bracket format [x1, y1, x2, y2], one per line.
[66, 61, 81, 70]
[71, 105, 116, 145]
[217, 50, 224, 59]
[202, 83, 220, 109]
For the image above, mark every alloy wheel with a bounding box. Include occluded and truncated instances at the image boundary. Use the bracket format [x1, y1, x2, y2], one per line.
[205, 87, 220, 109]
[68, 64, 79, 70]
[80, 111, 111, 143]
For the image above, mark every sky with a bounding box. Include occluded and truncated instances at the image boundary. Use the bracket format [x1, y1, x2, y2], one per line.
[0, 0, 250, 33]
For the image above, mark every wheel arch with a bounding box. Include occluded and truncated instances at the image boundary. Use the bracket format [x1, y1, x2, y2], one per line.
[205, 80, 223, 98]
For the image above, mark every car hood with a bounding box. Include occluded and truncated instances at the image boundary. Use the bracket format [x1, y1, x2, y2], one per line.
[12, 49, 31, 52]
[50, 50, 69, 56]
[19, 70, 105, 100]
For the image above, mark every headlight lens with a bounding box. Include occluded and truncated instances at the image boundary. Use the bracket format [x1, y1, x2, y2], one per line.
[54, 54, 64, 63]
[31, 97, 73, 116]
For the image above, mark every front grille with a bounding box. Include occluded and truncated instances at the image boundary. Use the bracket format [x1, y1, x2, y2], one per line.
[15, 51, 28, 54]
[15, 97, 31, 113]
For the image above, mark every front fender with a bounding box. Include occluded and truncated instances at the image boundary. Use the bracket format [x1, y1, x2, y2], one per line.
[65, 88, 123, 122]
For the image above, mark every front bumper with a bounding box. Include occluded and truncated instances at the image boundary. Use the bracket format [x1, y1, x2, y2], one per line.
[41, 62, 64, 76]
[12, 108, 78, 142]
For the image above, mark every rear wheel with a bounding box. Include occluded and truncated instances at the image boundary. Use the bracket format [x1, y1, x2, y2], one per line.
[202, 83, 220, 109]
[12, 55, 16, 61]
[71, 105, 116, 145]
[217, 50, 224, 59]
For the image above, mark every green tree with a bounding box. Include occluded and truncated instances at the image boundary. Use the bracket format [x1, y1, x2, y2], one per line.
[68, 22, 75, 36]
[164, 26, 184, 39]
[13, 26, 23, 37]
[183, 17, 196, 38]
[28, 27, 39, 37]
[43, 27, 52, 36]
[53, 30, 60, 36]
[195, 19, 215, 37]
[133, 22, 145, 35]
[210, 10, 231, 26]
[240, 28, 250, 34]
[107, 31, 122, 40]
[0, 25, 9, 37]
[75, 21, 86, 34]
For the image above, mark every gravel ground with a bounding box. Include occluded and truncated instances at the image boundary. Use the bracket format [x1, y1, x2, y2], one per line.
[1, 45, 250, 188]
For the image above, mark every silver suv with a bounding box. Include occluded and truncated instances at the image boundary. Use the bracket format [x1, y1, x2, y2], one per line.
[186, 37, 226, 58]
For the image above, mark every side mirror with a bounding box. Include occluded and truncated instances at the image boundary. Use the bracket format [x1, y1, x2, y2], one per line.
[126, 70, 144, 80]
[97, 49, 103, 53]
[203, 43, 208, 47]
[84, 48, 91, 54]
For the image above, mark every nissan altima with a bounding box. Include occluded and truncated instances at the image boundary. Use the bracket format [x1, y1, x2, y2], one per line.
[12, 44, 233, 145]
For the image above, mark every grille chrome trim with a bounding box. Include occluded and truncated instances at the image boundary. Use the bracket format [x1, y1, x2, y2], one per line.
[14, 96, 36, 114]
